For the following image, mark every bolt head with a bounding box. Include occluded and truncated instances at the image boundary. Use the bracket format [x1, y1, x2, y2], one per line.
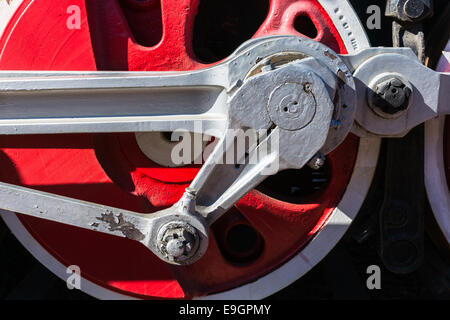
[307, 152, 326, 170]
[369, 77, 412, 117]
[404, 0, 425, 19]
[157, 222, 199, 263]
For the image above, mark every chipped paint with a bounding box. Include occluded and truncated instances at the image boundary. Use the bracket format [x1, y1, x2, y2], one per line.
[324, 50, 338, 60]
[337, 69, 347, 83]
[96, 211, 145, 241]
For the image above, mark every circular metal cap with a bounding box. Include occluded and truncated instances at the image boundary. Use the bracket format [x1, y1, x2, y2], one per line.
[267, 82, 316, 131]
[403, 0, 425, 19]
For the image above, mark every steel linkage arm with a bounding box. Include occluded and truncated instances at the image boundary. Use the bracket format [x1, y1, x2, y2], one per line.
[341, 47, 450, 137]
[0, 68, 229, 136]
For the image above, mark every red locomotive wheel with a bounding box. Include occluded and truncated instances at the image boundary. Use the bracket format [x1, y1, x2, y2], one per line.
[0, 0, 380, 299]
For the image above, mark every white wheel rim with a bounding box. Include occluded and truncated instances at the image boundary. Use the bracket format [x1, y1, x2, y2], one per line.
[425, 40, 450, 245]
[0, 0, 380, 299]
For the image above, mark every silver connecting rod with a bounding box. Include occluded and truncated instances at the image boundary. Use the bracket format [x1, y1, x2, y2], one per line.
[0, 69, 229, 135]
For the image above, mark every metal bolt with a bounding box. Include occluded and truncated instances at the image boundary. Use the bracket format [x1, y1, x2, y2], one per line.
[403, 0, 425, 19]
[369, 77, 412, 117]
[307, 152, 326, 170]
[165, 238, 186, 258]
[157, 222, 199, 263]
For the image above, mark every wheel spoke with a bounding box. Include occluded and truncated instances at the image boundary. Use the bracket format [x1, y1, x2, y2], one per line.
[127, 0, 201, 71]
[236, 195, 320, 244]
[85, 1, 134, 70]
[254, 0, 345, 53]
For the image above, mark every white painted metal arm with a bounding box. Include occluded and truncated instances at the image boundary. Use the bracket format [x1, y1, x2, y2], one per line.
[0, 180, 209, 265]
[0, 69, 229, 134]
[0, 181, 150, 242]
[189, 127, 280, 224]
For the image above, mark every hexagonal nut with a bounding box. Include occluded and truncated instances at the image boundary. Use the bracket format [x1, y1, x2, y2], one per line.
[368, 77, 412, 117]
[157, 222, 200, 263]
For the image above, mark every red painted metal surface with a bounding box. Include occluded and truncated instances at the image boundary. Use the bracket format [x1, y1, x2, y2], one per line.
[0, 0, 357, 298]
